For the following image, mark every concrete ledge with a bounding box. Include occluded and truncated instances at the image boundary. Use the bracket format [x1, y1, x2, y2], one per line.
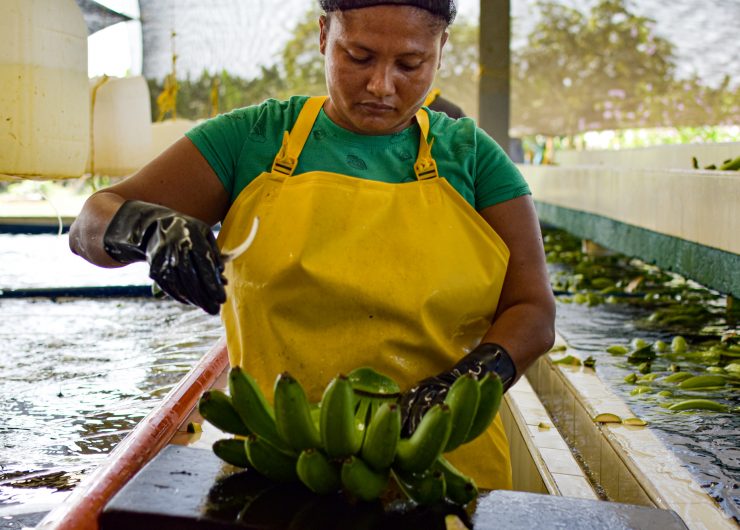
[503, 377, 598, 499]
[534, 201, 739, 297]
[519, 164, 739, 255]
[555, 142, 740, 171]
[525, 335, 737, 530]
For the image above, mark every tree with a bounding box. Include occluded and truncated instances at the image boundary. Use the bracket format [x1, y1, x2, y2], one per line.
[276, 6, 482, 114]
[511, 0, 678, 135]
[277, 6, 326, 98]
[434, 17, 480, 117]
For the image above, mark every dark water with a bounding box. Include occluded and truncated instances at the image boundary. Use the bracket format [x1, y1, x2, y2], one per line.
[555, 301, 739, 520]
[0, 232, 738, 523]
[546, 229, 740, 523]
[0, 234, 223, 519]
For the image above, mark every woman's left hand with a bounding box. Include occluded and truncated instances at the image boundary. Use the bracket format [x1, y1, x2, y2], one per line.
[398, 343, 516, 436]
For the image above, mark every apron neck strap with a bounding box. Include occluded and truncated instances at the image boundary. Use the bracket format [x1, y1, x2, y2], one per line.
[272, 96, 327, 176]
[272, 96, 439, 181]
[413, 106, 439, 180]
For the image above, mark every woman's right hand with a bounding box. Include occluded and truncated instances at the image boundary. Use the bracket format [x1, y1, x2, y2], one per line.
[69, 137, 231, 314]
[103, 200, 227, 315]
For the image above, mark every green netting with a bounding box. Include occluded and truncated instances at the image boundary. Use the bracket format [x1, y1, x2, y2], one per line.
[132, 0, 739, 135]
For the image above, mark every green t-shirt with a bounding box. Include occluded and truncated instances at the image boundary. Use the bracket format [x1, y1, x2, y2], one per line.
[186, 95, 530, 210]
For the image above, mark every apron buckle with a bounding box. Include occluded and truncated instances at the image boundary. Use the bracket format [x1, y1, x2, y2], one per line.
[414, 158, 439, 180]
[272, 156, 297, 176]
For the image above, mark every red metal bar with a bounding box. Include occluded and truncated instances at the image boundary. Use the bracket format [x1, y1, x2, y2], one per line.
[36, 336, 229, 530]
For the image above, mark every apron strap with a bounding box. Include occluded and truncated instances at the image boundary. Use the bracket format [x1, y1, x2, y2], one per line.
[272, 96, 328, 176]
[414, 107, 440, 181]
[271, 96, 440, 181]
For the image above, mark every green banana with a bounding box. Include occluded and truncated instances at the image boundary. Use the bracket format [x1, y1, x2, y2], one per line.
[295, 448, 341, 495]
[320, 375, 362, 458]
[347, 367, 401, 430]
[394, 403, 452, 473]
[274, 372, 322, 451]
[719, 156, 740, 171]
[678, 374, 726, 389]
[435, 456, 478, 505]
[464, 372, 503, 443]
[213, 437, 249, 468]
[198, 389, 251, 436]
[360, 402, 401, 471]
[354, 395, 372, 447]
[663, 372, 693, 383]
[340, 455, 389, 502]
[244, 434, 299, 483]
[668, 399, 729, 412]
[367, 398, 384, 424]
[443, 374, 480, 451]
[229, 366, 291, 452]
[394, 468, 447, 505]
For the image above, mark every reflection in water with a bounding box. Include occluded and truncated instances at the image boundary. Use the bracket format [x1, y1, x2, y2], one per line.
[555, 296, 739, 522]
[0, 294, 223, 514]
[1, 232, 738, 523]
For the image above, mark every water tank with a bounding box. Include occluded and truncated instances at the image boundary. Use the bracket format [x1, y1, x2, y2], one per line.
[0, 0, 89, 180]
[88, 76, 152, 177]
[149, 119, 198, 161]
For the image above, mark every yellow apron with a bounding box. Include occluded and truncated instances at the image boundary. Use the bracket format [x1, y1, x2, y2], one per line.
[217, 96, 512, 489]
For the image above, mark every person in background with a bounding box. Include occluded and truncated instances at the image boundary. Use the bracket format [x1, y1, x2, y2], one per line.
[424, 87, 465, 118]
[69, 0, 555, 490]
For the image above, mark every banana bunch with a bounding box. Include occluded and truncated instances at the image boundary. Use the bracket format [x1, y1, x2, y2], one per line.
[389, 372, 503, 504]
[197, 366, 503, 507]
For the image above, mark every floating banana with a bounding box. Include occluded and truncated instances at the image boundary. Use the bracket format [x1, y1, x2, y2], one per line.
[274, 372, 322, 451]
[340, 455, 389, 502]
[464, 372, 503, 444]
[229, 366, 291, 452]
[320, 375, 362, 458]
[663, 372, 693, 383]
[360, 402, 401, 471]
[443, 374, 480, 452]
[668, 399, 728, 412]
[671, 336, 687, 353]
[678, 374, 726, 390]
[244, 434, 298, 483]
[395, 403, 452, 473]
[435, 456, 478, 505]
[394, 468, 447, 505]
[213, 438, 249, 468]
[198, 389, 251, 436]
[296, 448, 341, 495]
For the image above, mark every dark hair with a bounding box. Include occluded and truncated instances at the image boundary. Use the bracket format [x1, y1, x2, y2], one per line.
[318, 0, 456, 25]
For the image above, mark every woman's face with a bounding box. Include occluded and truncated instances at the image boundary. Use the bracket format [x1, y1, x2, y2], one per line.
[320, 6, 448, 135]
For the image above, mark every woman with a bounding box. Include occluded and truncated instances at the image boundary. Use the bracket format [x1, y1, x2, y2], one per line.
[69, 0, 555, 490]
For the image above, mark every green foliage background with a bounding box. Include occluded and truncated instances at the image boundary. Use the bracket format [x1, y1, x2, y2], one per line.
[146, 0, 739, 140]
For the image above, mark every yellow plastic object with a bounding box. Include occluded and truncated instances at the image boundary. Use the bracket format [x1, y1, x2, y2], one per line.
[218, 97, 511, 488]
[149, 119, 198, 161]
[0, 0, 89, 180]
[423, 88, 441, 107]
[87, 76, 152, 177]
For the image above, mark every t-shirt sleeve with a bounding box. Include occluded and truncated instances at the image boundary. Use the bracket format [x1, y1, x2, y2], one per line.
[474, 128, 531, 210]
[185, 97, 309, 202]
[185, 106, 262, 197]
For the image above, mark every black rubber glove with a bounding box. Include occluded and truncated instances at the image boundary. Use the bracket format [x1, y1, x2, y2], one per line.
[399, 342, 517, 436]
[103, 200, 227, 315]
